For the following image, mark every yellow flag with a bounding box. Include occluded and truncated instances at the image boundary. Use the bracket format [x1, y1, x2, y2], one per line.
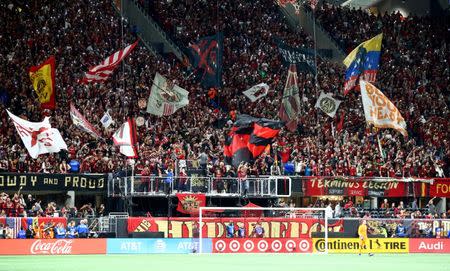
[29, 56, 56, 109]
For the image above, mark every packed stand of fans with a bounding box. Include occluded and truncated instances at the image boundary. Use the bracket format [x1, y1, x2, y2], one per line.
[0, 190, 104, 219]
[0, 0, 448, 181]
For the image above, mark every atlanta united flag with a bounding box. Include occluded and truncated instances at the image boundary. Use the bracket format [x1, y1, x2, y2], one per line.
[7, 110, 67, 159]
[112, 118, 138, 158]
[360, 80, 407, 137]
[314, 91, 341, 118]
[80, 40, 139, 84]
[146, 73, 189, 117]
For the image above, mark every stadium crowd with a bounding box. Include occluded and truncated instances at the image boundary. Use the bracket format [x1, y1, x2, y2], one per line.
[0, 0, 448, 183]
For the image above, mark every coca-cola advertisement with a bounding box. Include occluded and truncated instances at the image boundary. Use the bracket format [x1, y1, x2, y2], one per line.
[0, 239, 106, 255]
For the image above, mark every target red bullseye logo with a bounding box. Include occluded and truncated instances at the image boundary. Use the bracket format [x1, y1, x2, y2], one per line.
[298, 240, 310, 252]
[229, 240, 241, 252]
[271, 240, 282, 252]
[285, 240, 296, 252]
[215, 240, 226, 252]
[257, 240, 269, 252]
[243, 240, 254, 252]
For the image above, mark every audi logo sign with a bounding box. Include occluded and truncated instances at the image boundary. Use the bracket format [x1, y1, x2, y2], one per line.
[212, 238, 312, 253]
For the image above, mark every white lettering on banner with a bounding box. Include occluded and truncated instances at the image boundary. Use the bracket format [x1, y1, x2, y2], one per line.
[120, 242, 142, 252]
[177, 241, 198, 250]
[30, 240, 73, 255]
[418, 241, 443, 250]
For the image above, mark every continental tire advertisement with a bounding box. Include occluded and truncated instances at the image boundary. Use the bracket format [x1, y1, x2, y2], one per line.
[313, 238, 409, 253]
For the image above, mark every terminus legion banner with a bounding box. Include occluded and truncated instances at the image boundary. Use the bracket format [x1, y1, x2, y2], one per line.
[0, 173, 107, 192]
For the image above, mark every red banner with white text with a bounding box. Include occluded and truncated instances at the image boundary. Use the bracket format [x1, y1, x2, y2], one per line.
[0, 239, 106, 255]
[213, 238, 312, 253]
[409, 239, 450, 253]
[127, 217, 344, 238]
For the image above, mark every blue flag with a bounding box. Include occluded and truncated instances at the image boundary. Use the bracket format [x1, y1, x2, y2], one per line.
[186, 33, 223, 88]
[343, 34, 382, 95]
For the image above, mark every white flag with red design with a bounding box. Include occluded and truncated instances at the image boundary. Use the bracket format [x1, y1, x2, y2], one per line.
[7, 110, 68, 159]
[112, 118, 138, 158]
[80, 40, 139, 84]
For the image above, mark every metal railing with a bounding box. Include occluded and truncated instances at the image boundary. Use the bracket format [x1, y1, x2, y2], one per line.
[108, 176, 292, 197]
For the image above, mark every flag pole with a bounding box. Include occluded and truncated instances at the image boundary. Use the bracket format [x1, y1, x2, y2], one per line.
[312, 4, 318, 89]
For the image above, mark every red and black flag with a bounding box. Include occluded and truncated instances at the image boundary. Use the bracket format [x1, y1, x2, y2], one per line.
[186, 33, 223, 88]
[224, 115, 283, 168]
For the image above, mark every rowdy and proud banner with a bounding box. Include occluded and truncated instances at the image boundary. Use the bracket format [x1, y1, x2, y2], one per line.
[29, 56, 56, 109]
[146, 73, 189, 117]
[315, 92, 341, 118]
[360, 80, 407, 137]
[176, 193, 206, 214]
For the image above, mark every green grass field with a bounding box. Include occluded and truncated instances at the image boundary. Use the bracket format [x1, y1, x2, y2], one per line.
[0, 254, 449, 271]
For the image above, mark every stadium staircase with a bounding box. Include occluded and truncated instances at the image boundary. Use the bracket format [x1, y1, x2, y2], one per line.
[113, 0, 185, 61]
[278, 3, 346, 63]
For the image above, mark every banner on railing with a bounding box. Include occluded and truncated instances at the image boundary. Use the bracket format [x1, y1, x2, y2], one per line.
[176, 193, 206, 214]
[127, 217, 344, 238]
[0, 173, 107, 192]
[0, 217, 66, 239]
[304, 177, 412, 197]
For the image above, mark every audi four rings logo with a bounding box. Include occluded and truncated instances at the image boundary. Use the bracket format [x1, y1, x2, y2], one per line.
[214, 239, 311, 253]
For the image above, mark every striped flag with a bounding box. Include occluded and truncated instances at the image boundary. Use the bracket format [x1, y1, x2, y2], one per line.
[80, 40, 139, 84]
[70, 103, 101, 138]
[6, 217, 21, 239]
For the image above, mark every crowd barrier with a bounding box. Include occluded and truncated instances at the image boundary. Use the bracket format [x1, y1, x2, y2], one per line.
[0, 238, 449, 255]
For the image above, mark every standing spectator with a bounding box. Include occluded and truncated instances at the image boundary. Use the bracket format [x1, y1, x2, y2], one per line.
[325, 202, 334, 219]
[55, 223, 67, 238]
[76, 219, 89, 238]
[334, 202, 342, 218]
[427, 197, 437, 216]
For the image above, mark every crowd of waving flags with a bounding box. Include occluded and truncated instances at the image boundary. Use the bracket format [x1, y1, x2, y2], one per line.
[5, 23, 407, 163]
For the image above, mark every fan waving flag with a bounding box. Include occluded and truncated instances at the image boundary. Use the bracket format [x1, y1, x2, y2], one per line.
[29, 56, 56, 110]
[224, 115, 283, 168]
[70, 103, 101, 138]
[146, 73, 189, 117]
[112, 118, 138, 158]
[360, 80, 407, 137]
[279, 64, 300, 131]
[242, 83, 269, 102]
[186, 33, 223, 88]
[80, 40, 139, 84]
[315, 91, 342, 118]
[343, 34, 382, 95]
[7, 110, 67, 159]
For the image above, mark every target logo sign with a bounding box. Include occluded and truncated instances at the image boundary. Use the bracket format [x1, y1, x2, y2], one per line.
[214, 240, 226, 252]
[243, 240, 254, 252]
[271, 240, 282, 252]
[229, 240, 241, 252]
[298, 240, 310, 252]
[212, 239, 312, 253]
[257, 240, 269, 252]
[285, 240, 296, 252]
